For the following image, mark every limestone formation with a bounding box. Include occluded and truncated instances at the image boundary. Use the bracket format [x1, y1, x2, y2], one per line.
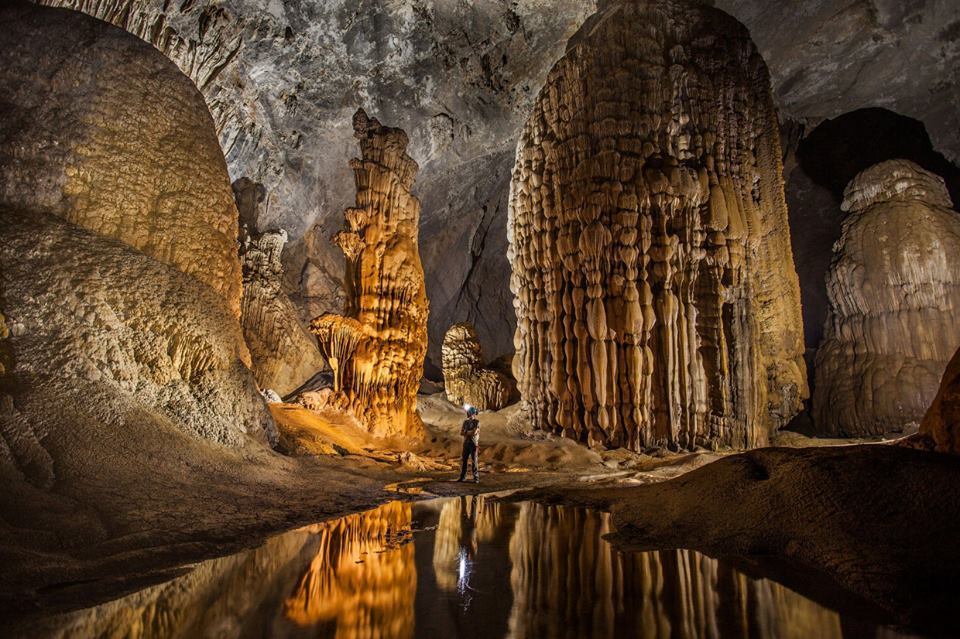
[240, 226, 326, 397]
[0, 3, 273, 452]
[508, 0, 807, 451]
[441, 323, 512, 411]
[812, 160, 960, 437]
[310, 110, 429, 438]
[0, 2, 243, 316]
[920, 346, 960, 455]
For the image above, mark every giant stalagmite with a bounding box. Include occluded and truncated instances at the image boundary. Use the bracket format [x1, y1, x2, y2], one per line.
[310, 110, 428, 438]
[814, 159, 960, 437]
[508, 0, 807, 451]
[441, 323, 512, 411]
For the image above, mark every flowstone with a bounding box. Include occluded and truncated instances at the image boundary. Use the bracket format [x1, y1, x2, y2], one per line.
[441, 323, 512, 411]
[814, 160, 960, 437]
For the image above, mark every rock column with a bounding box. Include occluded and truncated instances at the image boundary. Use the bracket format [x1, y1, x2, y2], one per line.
[311, 110, 429, 438]
[814, 160, 960, 437]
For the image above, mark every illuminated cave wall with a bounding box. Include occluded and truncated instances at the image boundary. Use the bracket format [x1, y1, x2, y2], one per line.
[310, 109, 429, 438]
[0, 2, 272, 449]
[508, 0, 807, 451]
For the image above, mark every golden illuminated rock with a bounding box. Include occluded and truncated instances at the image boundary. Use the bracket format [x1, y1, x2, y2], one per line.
[920, 346, 960, 455]
[0, 2, 242, 316]
[441, 323, 513, 411]
[310, 110, 429, 438]
[508, 0, 807, 451]
[813, 160, 960, 437]
[0, 3, 272, 450]
[240, 226, 326, 396]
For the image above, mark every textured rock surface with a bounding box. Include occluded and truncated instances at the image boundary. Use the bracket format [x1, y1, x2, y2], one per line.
[920, 346, 960, 455]
[813, 160, 960, 437]
[441, 323, 512, 411]
[37, 0, 598, 370]
[38, 0, 960, 375]
[1, 209, 274, 453]
[711, 0, 960, 164]
[310, 111, 428, 438]
[509, 0, 807, 451]
[0, 2, 271, 450]
[3, 2, 243, 316]
[240, 226, 326, 397]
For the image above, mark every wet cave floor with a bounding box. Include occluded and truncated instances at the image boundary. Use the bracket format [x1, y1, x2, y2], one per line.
[2, 496, 919, 639]
[2, 399, 958, 638]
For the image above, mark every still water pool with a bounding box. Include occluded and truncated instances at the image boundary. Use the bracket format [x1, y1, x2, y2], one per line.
[21, 497, 914, 638]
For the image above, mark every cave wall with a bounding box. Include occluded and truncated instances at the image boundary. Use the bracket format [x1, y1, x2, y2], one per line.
[813, 160, 960, 437]
[0, 3, 274, 458]
[508, 0, 807, 451]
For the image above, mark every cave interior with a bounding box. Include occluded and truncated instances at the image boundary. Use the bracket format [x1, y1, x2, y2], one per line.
[1, 0, 960, 637]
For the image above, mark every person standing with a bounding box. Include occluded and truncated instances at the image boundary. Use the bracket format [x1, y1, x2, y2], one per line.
[458, 406, 480, 483]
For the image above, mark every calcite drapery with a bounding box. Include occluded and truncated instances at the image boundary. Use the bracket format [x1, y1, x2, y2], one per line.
[441, 323, 513, 411]
[507, 0, 807, 451]
[814, 160, 960, 437]
[310, 110, 429, 438]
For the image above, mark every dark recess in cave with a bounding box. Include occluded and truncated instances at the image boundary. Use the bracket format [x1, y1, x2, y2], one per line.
[797, 107, 960, 205]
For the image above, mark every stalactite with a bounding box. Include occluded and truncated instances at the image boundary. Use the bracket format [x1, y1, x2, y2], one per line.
[441, 323, 513, 410]
[507, 0, 807, 451]
[309, 109, 429, 438]
[814, 160, 960, 437]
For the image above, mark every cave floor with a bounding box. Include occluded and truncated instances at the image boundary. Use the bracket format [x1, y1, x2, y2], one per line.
[2, 393, 952, 636]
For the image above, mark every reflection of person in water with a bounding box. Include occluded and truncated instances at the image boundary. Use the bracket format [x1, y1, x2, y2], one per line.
[459, 495, 479, 556]
[457, 405, 481, 483]
[457, 495, 480, 599]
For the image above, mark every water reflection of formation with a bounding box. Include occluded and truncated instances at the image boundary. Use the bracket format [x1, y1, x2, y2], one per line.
[284, 501, 416, 638]
[25, 499, 885, 638]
